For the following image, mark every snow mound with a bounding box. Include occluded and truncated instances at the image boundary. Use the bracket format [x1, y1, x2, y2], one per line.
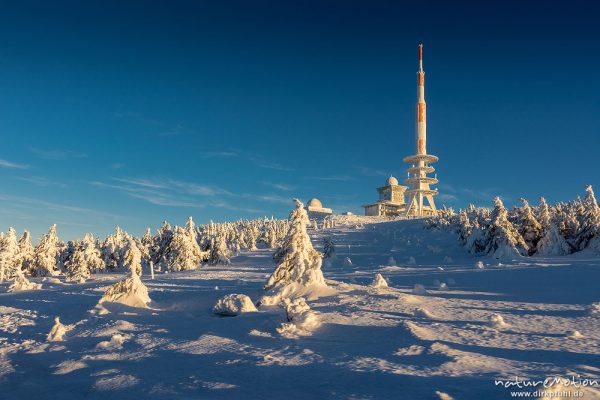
[590, 302, 600, 315]
[96, 334, 128, 349]
[277, 298, 320, 337]
[566, 330, 584, 339]
[98, 274, 151, 309]
[412, 284, 428, 295]
[414, 307, 437, 319]
[489, 314, 510, 329]
[436, 391, 455, 400]
[343, 257, 353, 267]
[371, 273, 388, 288]
[433, 279, 447, 289]
[8, 270, 42, 292]
[213, 294, 257, 316]
[261, 282, 335, 307]
[475, 261, 485, 269]
[47, 317, 68, 342]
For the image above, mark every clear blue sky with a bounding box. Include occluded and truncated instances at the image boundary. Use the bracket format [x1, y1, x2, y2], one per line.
[1, 0, 598, 240]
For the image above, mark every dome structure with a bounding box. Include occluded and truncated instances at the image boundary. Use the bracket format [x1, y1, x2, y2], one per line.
[307, 198, 323, 208]
[387, 176, 399, 186]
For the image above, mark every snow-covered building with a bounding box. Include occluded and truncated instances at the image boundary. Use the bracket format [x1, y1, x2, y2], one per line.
[305, 198, 332, 220]
[362, 176, 408, 216]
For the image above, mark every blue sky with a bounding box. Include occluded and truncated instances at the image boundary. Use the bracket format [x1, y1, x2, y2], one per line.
[1, 0, 599, 240]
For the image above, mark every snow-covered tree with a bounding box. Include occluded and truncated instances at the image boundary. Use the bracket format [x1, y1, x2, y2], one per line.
[537, 223, 572, 256]
[483, 197, 528, 259]
[123, 237, 142, 276]
[31, 224, 63, 277]
[166, 226, 206, 271]
[516, 198, 542, 254]
[323, 236, 336, 259]
[101, 227, 128, 271]
[208, 234, 232, 265]
[262, 199, 326, 305]
[0, 228, 19, 281]
[576, 185, 600, 251]
[65, 234, 104, 282]
[16, 230, 34, 274]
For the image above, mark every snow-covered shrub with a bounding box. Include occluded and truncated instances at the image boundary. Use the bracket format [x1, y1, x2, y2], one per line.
[261, 199, 328, 306]
[47, 317, 67, 342]
[213, 294, 257, 316]
[371, 273, 388, 288]
[8, 269, 42, 292]
[31, 224, 63, 277]
[414, 307, 437, 319]
[322, 237, 336, 259]
[488, 314, 510, 329]
[276, 297, 320, 337]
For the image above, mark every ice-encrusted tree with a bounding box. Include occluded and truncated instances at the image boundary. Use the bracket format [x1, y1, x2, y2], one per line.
[16, 230, 34, 274]
[97, 238, 150, 309]
[123, 237, 142, 276]
[0, 229, 19, 282]
[261, 199, 326, 305]
[208, 234, 232, 265]
[537, 197, 552, 230]
[31, 224, 63, 277]
[576, 185, 600, 251]
[101, 227, 128, 271]
[516, 198, 542, 254]
[483, 197, 528, 259]
[537, 223, 572, 256]
[166, 226, 206, 271]
[65, 234, 104, 282]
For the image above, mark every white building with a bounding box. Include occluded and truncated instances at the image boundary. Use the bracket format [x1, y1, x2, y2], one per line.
[306, 198, 333, 220]
[362, 176, 408, 217]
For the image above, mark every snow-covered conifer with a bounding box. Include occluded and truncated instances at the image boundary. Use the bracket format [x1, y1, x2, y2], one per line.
[517, 198, 542, 254]
[15, 230, 34, 275]
[208, 234, 232, 265]
[323, 236, 336, 259]
[65, 234, 104, 282]
[31, 224, 63, 277]
[261, 199, 327, 306]
[575, 185, 600, 251]
[8, 268, 42, 292]
[123, 237, 142, 276]
[0, 228, 19, 281]
[166, 226, 207, 271]
[483, 197, 528, 259]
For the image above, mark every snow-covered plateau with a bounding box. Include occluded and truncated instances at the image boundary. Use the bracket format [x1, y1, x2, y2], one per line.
[1, 212, 600, 399]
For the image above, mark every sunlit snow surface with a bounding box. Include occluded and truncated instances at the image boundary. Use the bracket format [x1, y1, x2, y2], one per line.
[1, 218, 600, 399]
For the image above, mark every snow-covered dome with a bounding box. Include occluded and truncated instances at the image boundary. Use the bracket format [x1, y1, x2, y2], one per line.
[387, 176, 399, 186]
[307, 198, 323, 208]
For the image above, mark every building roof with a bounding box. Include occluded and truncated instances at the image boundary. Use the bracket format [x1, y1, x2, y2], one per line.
[307, 198, 323, 208]
[387, 176, 399, 186]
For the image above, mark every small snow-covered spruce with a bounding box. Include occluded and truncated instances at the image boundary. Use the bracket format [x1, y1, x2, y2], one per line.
[98, 243, 151, 309]
[47, 317, 67, 342]
[322, 236, 336, 259]
[31, 224, 63, 277]
[101, 226, 128, 271]
[123, 237, 142, 276]
[213, 294, 257, 316]
[208, 234, 232, 266]
[261, 199, 327, 306]
[371, 273, 388, 288]
[8, 268, 42, 292]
